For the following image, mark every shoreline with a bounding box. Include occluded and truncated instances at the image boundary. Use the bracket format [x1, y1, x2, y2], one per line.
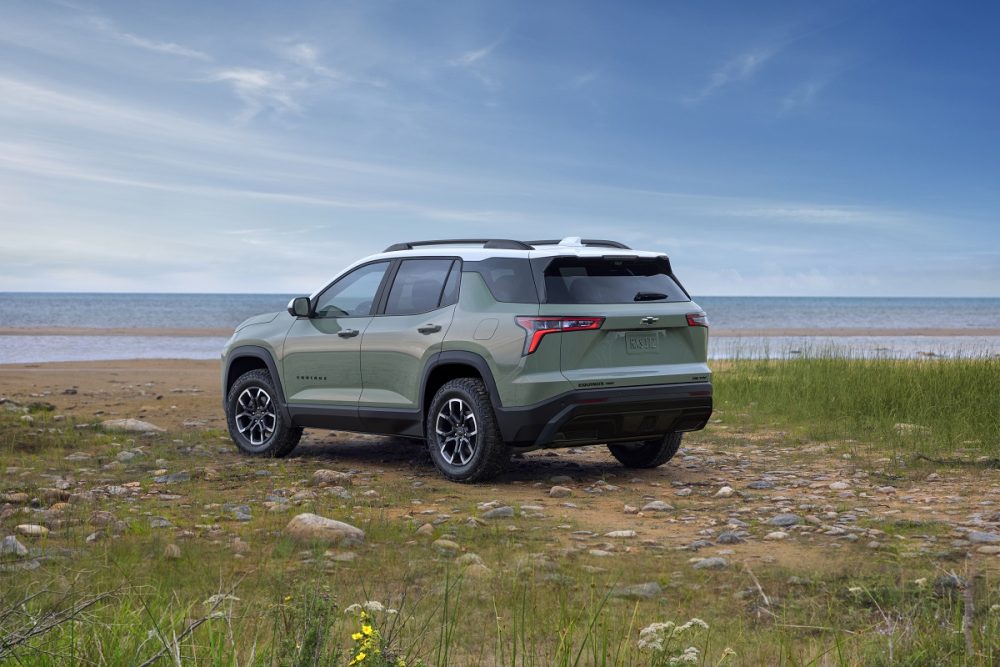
[3, 326, 1000, 338]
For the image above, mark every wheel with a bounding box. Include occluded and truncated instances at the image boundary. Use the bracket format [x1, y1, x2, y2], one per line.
[607, 432, 683, 469]
[226, 369, 302, 457]
[425, 378, 510, 482]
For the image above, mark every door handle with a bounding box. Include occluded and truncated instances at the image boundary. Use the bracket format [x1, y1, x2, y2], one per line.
[417, 324, 442, 334]
[337, 328, 360, 338]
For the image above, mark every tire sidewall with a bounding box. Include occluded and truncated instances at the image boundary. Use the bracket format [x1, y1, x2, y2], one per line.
[226, 370, 288, 455]
[426, 380, 499, 481]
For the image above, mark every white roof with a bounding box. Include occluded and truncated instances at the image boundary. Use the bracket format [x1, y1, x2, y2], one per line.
[363, 237, 663, 264]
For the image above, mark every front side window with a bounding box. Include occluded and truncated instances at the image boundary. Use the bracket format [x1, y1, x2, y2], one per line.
[314, 261, 389, 317]
[384, 259, 454, 316]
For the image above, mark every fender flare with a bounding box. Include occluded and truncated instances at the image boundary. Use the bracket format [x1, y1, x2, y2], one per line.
[419, 350, 503, 412]
[223, 345, 291, 421]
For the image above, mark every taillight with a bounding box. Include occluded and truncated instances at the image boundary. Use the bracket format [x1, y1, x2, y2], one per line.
[686, 312, 709, 327]
[515, 316, 605, 354]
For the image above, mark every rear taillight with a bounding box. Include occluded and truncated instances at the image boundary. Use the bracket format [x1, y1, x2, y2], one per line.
[515, 316, 605, 355]
[686, 312, 709, 327]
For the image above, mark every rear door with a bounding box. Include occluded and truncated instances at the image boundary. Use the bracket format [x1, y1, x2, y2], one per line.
[359, 258, 459, 413]
[535, 255, 710, 387]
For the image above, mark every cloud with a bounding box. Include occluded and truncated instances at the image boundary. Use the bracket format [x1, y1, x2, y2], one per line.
[89, 17, 210, 61]
[780, 80, 826, 113]
[208, 68, 305, 122]
[686, 47, 775, 103]
[279, 42, 344, 80]
[449, 37, 504, 67]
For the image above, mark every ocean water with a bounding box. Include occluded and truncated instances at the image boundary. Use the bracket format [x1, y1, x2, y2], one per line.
[0, 293, 998, 363]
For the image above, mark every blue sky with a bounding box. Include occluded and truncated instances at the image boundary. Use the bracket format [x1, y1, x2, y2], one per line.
[1, 0, 997, 296]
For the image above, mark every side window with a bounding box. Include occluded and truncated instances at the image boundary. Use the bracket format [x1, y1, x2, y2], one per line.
[464, 258, 538, 303]
[384, 259, 453, 316]
[440, 261, 461, 307]
[314, 262, 389, 318]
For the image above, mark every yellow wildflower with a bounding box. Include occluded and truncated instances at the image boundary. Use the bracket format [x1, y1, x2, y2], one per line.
[362, 624, 374, 636]
[352, 632, 363, 641]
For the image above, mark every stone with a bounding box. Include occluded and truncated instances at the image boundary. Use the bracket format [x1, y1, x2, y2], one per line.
[875, 486, 897, 494]
[769, 514, 802, 527]
[765, 531, 788, 540]
[15, 524, 49, 537]
[605, 530, 637, 538]
[549, 485, 573, 498]
[829, 481, 850, 490]
[116, 451, 137, 463]
[312, 470, 353, 487]
[482, 506, 514, 519]
[716, 531, 744, 545]
[432, 538, 460, 553]
[1, 535, 28, 558]
[1, 492, 29, 504]
[149, 517, 173, 529]
[747, 480, 775, 490]
[968, 531, 1000, 544]
[101, 418, 165, 433]
[641, 500, 673, 513]
[674, 487, 692, 497]
[611, 582, 662, 600]
[163, 543, 181, 559]
[976, 545, 1000, 555]
[692, 557, 728, 570]
[286, 513, 365, 545]
[714, 486, 735, 498]
[153, 471, 191, 484]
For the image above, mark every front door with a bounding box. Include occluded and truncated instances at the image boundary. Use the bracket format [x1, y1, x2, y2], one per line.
[282, 261, 391, 412]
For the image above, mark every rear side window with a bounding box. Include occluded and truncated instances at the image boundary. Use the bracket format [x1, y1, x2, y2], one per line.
[541, 256, 689, 304]
[463, 258, 539, 303]
[384, 259, 454, 315]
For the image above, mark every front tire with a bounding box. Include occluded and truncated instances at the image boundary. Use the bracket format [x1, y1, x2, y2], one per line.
[226, 369, 302, 457]
[426, 378, 510, 482]
[607, 432, 682, 468]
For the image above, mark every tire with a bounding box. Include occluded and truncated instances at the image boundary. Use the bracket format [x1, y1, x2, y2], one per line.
[425, 378, 510, 483]
[607, 432, 683, 469]
[226, 369, 302, 457]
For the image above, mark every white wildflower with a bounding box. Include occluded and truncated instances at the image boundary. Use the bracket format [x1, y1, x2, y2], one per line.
[668, 646, 699, 665]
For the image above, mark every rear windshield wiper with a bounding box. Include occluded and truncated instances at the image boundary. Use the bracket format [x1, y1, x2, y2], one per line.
[634, 292, 668, 301]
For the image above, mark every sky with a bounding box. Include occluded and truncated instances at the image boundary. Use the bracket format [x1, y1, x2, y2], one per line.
[1, 0, 998, 296]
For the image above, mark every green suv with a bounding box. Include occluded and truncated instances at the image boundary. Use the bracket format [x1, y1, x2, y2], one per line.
[222, 238, 712, 482]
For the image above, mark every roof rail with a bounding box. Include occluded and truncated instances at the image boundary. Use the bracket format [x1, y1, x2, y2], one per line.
[383, 239, 533, 253]
[526, 238, 631, 250]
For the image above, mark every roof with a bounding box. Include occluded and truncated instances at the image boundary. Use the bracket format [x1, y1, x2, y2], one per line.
[369, 237, 665, 263]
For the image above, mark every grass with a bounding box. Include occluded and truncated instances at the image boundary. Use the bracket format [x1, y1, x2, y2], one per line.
[714, 355, 1000, 459]
[2, 358, 1000, 664]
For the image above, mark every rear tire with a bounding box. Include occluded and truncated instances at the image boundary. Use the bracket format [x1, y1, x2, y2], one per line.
[607, 432, 682, 469]
[426, 378, 510, 482]
[226, 369, 302, 457]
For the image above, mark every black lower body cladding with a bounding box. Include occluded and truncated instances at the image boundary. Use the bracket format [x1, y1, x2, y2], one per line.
[493, 381, 712, 448]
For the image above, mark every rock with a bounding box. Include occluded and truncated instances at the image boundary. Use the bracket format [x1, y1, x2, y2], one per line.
[15, 524, 49, 537]
[605, 530, 637, 538]
[549, 485, 573, 498]
[623, 504, 639, 514]
[714, 486, 734, 498]
[482, 506, 515, 519]
[224, 504, 253, 521]
[1, 492, 29, 504]
[641, 501, 674, 513]
[717, 531, 744, 545]
[163, 543, 181, 559]
[967, 531, 1000, 544]
[875, 486, 897, 494]
[611, 582, 662, 600]
[312, 470, 353, 487]
[101, 419, 165, 433]
[769, 514, 802, 527]
[1, 535, 28, 558]
[747, 480, 774, 490]
[416, 523, 435, 537]
[692, 557, 728, 570]
[149, 517, 173, 529]
[153, 471, 190, 484]
[116, 451, 137, 463]
[934, 574, 966, 598]
[829, 481, 850, 490]
[976, 545, 1000, 555]
[765, 531, 788, 540]
[588, 549, 612, 557]
[285, 513, 365, 545]
[432, 538, 460, 553]
[674, 487, 692, 497]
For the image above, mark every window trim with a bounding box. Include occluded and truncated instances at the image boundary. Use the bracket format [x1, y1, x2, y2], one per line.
[311, 259, 394, 319]
[375, 256, 462, 317]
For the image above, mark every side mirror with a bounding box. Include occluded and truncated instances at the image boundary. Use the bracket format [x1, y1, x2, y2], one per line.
[287, 296, 312, 318]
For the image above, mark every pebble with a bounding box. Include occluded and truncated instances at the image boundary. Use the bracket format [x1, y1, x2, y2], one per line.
[623, 505, 638, 514]
[674, 488, 692, 497]
[549, 485, 573, 498]
[1, 535, 28, 558]
[765, 531, 788, 540]
[611, 582, 662, 600]
[432, 538, 460, 553]
[153, 472, 190, 484]
[313, 470, 353, 487]
[968, 531, 1000, 544]
[829, 481, 850, 490]
[769, 514, 803, 527]
[692, 557, 728, 570]
[605, 530, 637, 538]
[976, 546, 1000, 555]
[482, 506, 514, 519]
[641, 500, 673, 513]
[717, 531, 744, 545]
[714, 486, 734, 498]
[15, 524, 49, 537]
[149, 517, 173, 529]
[748, 480, 775, 490]
[101, 418, 165, 433]
[416, 523, 435, 536]
[285, 513, 365, 545]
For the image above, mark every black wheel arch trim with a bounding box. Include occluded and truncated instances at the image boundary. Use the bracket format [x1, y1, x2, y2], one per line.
[419, 350, 504, 412]
[223, 346, 291, 422]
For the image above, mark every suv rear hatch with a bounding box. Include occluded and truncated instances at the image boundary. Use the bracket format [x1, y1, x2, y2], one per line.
[531, 255, 710, 388]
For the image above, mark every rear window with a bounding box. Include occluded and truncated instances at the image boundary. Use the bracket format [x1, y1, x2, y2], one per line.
[541, 256, 689, 304]
[463, 258, 539, 303]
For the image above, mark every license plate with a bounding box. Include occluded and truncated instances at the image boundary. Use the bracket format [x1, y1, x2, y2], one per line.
[626, 331, 658, 354]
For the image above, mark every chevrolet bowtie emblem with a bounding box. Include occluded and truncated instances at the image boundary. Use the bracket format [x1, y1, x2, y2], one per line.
[640, 316, 659, 325]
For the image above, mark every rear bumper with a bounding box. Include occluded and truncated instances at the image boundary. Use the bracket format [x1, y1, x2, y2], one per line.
[494, 381, 713, 448]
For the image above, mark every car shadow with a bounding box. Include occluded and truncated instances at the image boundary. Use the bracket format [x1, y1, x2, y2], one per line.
[288, 431, 660, 484]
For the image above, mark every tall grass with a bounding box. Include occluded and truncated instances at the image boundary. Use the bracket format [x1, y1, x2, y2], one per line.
[714, 356, 1000, 457]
